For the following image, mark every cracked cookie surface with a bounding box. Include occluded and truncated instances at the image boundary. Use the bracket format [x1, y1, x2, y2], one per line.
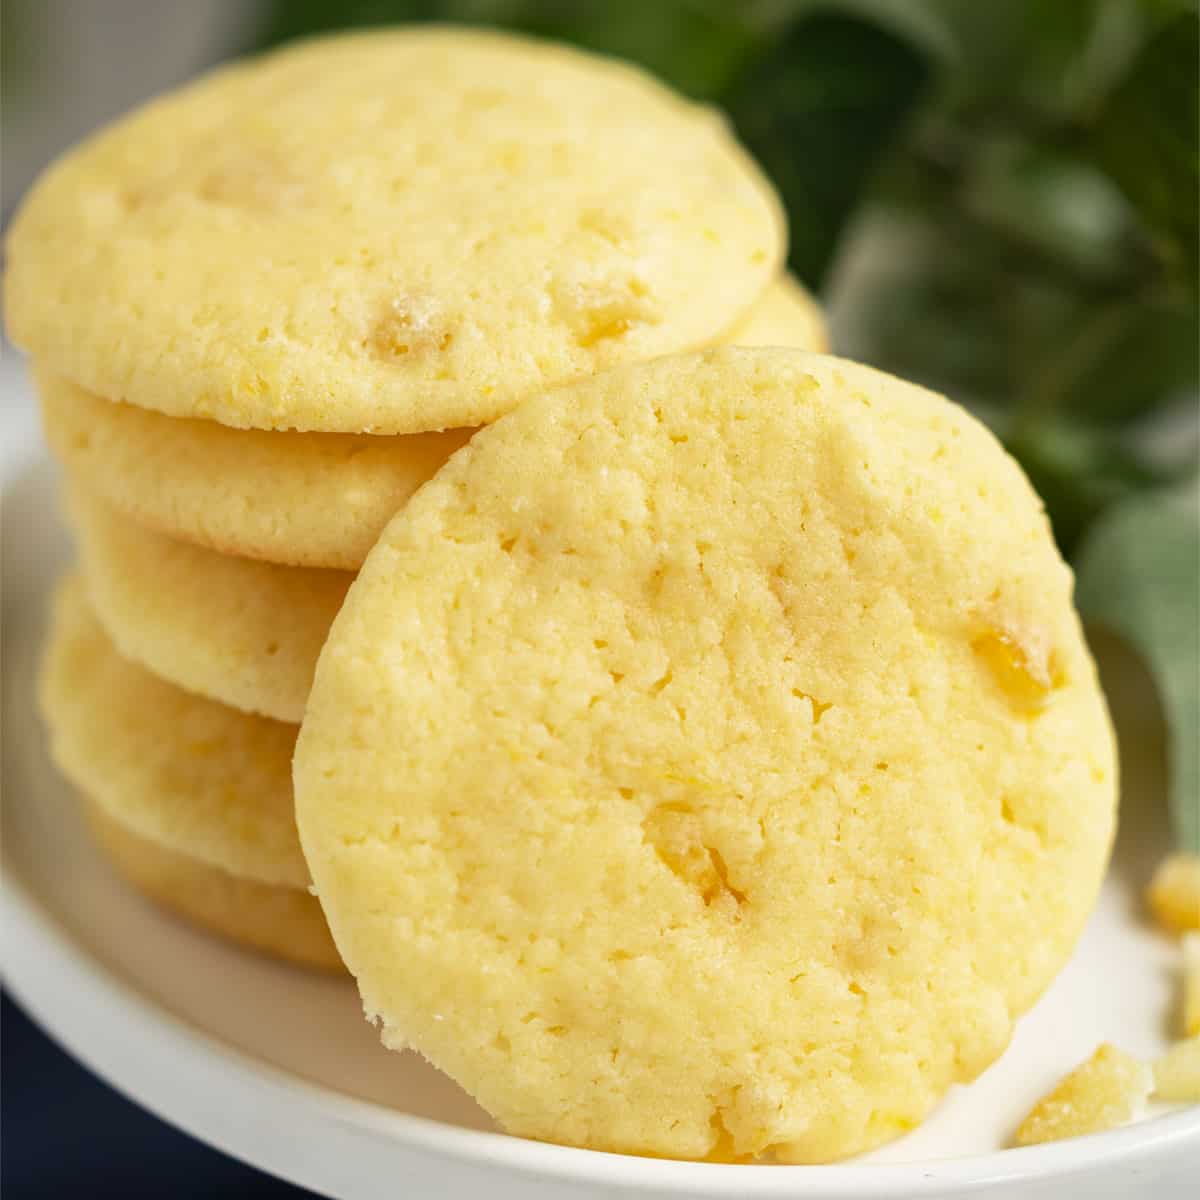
[294, 348, 1116, 1162]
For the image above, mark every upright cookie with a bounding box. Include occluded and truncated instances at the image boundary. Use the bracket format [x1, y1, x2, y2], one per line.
[40, 577, 306, 889]
[295, 349, 1116, 1163]
[69, 486, 350, 721]
[7, 29, 784, 434]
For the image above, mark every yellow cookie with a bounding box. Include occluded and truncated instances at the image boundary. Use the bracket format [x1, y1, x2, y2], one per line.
[295, 348, 1116, 1164]
[1147, 853, 1200, 935]
[36, 275, 821, 571]
[38, 368, 470, 571]
[70, 485, 349, 721]
[39, 576, 306, 889]
[7, 28, 784, 434]
[727, 272, 828, 351]
[1014, 1044, 1151, 1145]
[85, 799, 340, 972]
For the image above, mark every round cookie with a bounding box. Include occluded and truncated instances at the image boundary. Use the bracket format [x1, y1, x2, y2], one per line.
[36, 274, 822, 571]
[7, 28, 784, 434]
[38, 368, 470, 571]
[294, 348, 1116, 1163]
[85, 799, 340, 972]
[69, 485, 350, 721]
[40, 576, 307, 889]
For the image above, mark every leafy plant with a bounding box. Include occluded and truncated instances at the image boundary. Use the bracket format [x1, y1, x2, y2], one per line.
[258, 0, 1199, 848]
[1075, 483, 1199, 852]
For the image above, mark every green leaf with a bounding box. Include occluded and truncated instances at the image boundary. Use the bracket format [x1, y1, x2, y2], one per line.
[925, 0, 1105, 112]
[1029, 299, 1199, 428]
[961, 142, 1140, 287]
[256, 1, 767, 98]
[1074, 483, 1200, 853]
[1009, 417, 1179, 554]
[795, 0, 955, 63]
[499, 1, 766, 99]
[256, 1, 530, 48]
[726, 10, 932, 287]
[921, 0, 1192, 115]
[1, 0, 40, 104]
[829, 203, 1106, 417]
[920, 0, 1197, 120]
[1085, 10, 1200, 293]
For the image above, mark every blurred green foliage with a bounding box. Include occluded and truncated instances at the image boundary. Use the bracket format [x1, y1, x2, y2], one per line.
[1076, 480, 1200, 853]
[725, 12, 930, 286]
[259, 0, 1199, 848]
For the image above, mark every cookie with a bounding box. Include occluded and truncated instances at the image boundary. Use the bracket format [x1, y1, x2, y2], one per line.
[40, 576, 306, 888]
[1013, 1045, 1151, 1146]
[36, 273, 821, 572]
[85, 799, 340, 972]
[294, 348, 1116, 1163]
[1153, 1038, 1200, 1102]
[1147, 853, 1200, 934]
[69, 485, 349, 721]
[38, 368, 470, 571]
[7, 28, 784, 434]
[727, 272, 827, 352]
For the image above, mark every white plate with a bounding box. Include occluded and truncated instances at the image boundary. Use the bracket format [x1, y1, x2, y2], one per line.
[2, 361, 1197, 1198]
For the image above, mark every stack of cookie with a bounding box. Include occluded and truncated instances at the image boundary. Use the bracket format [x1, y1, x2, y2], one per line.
[9, 30, 825, 969]
[11, 28, 1127, 1166]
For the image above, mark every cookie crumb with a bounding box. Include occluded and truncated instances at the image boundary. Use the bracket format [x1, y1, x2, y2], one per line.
[1013, 1044, 1151, 1146]
[1184, 932, 1200, 1038]
[1153, 1037, 1200, 1102]
[1147, 853, 1200, 935]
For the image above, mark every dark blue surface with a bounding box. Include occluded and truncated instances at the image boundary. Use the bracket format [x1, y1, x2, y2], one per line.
[1, 991, 316, 1198]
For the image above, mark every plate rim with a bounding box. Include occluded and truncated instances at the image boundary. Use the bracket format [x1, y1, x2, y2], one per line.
[5, 863, 1199, 1199]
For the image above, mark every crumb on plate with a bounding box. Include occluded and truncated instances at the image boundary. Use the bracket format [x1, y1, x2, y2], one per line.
[1147, 853, 1200, 935]
[1183, 932, 1200, 1038]
[1013, 1044, 1152, 1147]
[1153, 1037, 1200, 1103]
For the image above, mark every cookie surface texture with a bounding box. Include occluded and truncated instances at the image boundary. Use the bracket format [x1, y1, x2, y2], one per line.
[7, 29, 784, 433]
[294, 347, 1117, 1163]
